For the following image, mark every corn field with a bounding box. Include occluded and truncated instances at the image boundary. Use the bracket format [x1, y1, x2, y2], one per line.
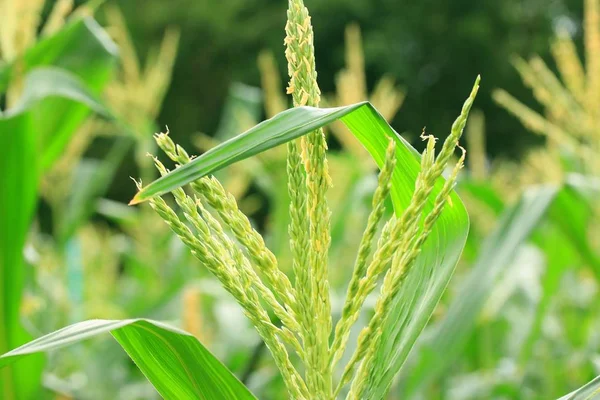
[0, 0, 599, 399]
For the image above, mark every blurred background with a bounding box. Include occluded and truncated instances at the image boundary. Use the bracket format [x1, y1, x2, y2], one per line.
[111, 0, 582, 200]
[1, 0, 599, 399]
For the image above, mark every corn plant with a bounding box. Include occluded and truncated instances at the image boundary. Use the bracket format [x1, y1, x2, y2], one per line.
[1, 0, 479, 399]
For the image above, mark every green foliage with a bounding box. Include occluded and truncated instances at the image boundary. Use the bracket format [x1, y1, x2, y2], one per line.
[0, 1, 598, 399]
[401, 183, 576, 395]
[0, 15, 116, 400]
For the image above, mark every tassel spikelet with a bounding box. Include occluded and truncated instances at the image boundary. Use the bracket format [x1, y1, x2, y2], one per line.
[329, 139, 396, 368]
[348, 147, 467, 399]
[466, 109, 487, 180]
[285, 1, 333, 397]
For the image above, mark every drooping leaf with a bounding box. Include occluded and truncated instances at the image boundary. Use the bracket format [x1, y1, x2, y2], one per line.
[6, 68, 110, 117]
[0, 319, 257, 400]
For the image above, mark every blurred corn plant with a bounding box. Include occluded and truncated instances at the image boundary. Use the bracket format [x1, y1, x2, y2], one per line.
[480, 0, 600, 394]
[392, 1, 600, 395]
[0, 0, 119, 398]
[493, 0, 600, 178]
[1, 0, 481, 399]
[13, 5, 191, 399]
[0, 1, 191, 399]
[31, 1, 182, 316]
[102, 4, 180, 182]
[40, 2, 180, 217]
[490, 0, 600, 292]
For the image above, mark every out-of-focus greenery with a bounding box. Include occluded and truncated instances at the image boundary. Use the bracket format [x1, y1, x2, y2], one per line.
[112, 0, 576, 152]
[97, 0, 588, 202]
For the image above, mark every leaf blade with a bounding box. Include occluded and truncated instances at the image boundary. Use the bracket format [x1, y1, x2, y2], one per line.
[130, 102, 365, 203]
[0, 319, 257, 400]
[400, 176, 599, 397]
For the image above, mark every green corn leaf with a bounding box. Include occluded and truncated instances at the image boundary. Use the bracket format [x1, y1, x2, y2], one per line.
[130, 102, 365, 204]
[131, 76, 478, 205]
[0, 114, 41, 400]
[0, 319, 257, 400]
[132, 77, 479, 397]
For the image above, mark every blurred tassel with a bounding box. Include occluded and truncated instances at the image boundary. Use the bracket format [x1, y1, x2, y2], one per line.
[183, 286, 204, 341]
[466, 109, 487, 181]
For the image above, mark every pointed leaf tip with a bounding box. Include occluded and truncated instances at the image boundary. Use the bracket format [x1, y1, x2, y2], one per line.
[129, 194, 143, 206]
